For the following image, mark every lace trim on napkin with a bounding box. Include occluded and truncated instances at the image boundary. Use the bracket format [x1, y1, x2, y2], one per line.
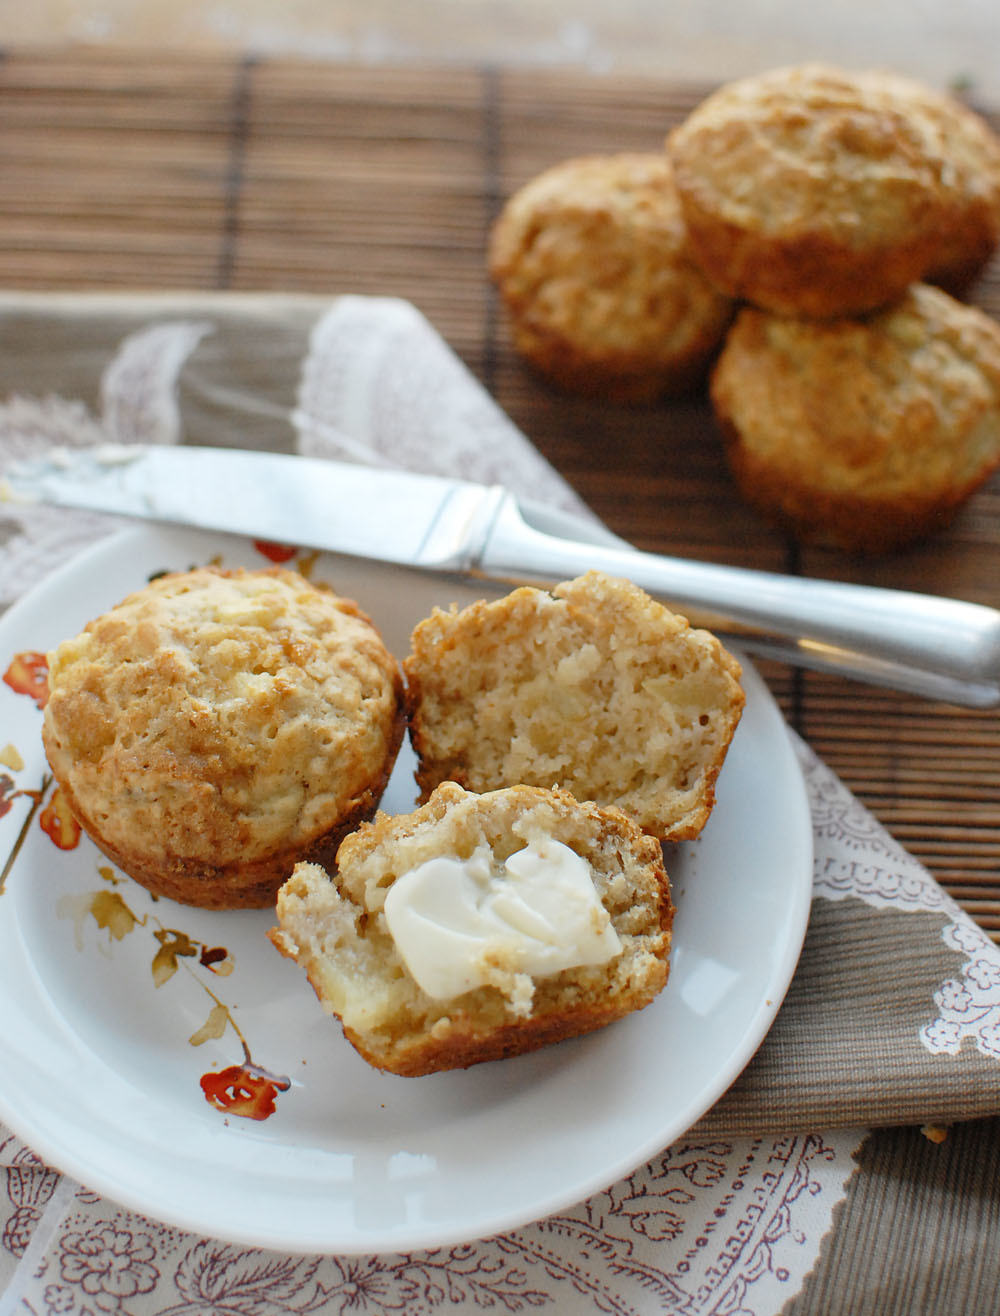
[1, 1130, 863, 1316]
[0, 320, 211, 606]
[292, 294, 593, 517]
[796, 737, 1000, 1064]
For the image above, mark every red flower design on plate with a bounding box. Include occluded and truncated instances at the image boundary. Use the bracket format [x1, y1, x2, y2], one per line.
[200, 1064, 290, 1121]
[253, 540, 298, 563]
[3, 651, 49, 708]
[39, 786, 82, 850]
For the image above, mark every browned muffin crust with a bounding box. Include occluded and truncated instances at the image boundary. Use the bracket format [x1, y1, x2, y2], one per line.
[874, 73, 1000, 292]
[404, 572, 744, 842]
[709, 285, 1000, 552]
[270, 782, 673, 1076]
[668, 64, 995, 318]
[488, 152, 734, 402]
[42, 566, 405, 909]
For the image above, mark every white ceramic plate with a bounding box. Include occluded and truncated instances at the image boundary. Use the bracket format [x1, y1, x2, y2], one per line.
[0, 525, 813, 1255]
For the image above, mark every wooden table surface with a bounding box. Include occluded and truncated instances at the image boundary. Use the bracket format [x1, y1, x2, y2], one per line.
[1, 48, 998, 940]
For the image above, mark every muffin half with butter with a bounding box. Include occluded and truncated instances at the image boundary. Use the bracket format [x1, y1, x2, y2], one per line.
[270, 782, 673, 1076]
[42, 565, 405, 909]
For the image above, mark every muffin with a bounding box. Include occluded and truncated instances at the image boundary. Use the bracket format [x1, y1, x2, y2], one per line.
[667, 63, 994, 318]
[404, 571, 744, 842]
[876, 73, 1000, 292]
[270, 782, 673, 1076]
[488, 152, 734, 402]
[709, 284, 1000, 553]
[42, 566, 405, 909]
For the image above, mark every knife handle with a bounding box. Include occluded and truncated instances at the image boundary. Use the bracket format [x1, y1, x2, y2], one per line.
[477, 496, 1000, 708]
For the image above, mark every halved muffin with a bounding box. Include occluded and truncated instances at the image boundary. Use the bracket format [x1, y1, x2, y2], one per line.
[270, 782, 673, 1075]
[404, 571, 744, 842]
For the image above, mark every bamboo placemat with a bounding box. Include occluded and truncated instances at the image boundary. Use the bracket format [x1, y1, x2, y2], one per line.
[1, 47, 998, 938]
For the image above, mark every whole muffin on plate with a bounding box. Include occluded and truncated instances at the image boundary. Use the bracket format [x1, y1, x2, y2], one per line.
[42, 566, 405, 909]
[709, 284, 1000, 553]
[488, 152, 734, 402]
[270, 781, 673, 1076]
[667, 63, 994, 318]
[404, 571, 745, 842]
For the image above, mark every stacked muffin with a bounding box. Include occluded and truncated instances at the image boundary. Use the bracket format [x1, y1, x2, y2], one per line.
[488, 152, 734, 403]
[490, 63, 1000, 553]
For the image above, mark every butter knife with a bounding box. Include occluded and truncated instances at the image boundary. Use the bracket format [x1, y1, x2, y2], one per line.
[5, 443, 999, 707]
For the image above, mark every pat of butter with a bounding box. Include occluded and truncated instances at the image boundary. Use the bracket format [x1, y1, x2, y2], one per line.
[383, 840, 622, 1000]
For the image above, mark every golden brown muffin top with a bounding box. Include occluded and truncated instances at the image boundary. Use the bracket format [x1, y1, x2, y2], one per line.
[488, 152, 732, 364]
[874, 71, 1000, 289]
[710, 284, 1000, 500]
[874, 70, 1000, 214]
[43, 566, 403, 869]
[669, 64, 955, 248]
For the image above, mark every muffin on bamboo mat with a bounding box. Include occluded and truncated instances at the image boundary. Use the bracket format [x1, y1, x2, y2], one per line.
[709, 284, 1000, 553]
[270, 782, 673, 1076]
[488, 152, 734, 402]
[667, 63, 1000, 318]
[872, 71, 1000, 292]
[42, 566, 405, 909]
[404, 571, 745, 843]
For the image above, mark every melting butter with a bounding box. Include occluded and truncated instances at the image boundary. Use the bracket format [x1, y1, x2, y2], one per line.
[383, 839, 621, 1000]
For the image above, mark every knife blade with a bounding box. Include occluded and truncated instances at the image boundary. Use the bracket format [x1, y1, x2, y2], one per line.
[5, 443, 999, 708]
